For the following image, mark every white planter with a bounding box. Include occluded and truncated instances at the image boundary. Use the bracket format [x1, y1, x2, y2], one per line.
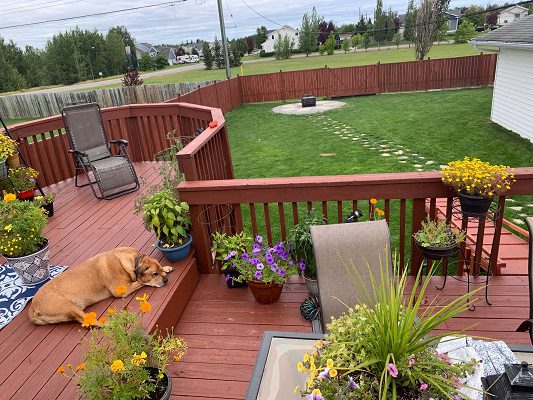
[6, 239, 50, 285]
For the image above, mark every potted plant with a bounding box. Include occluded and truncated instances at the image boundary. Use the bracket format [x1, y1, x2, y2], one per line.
[57, 290, 187, 400]
[413, 218, 466, 260]
[0, 135, 18, 180]
[233, 236, 304, 304]
[1, 166, 39, 200]
[0, 193, 50, 285]
[441, 157, 515, 216]
[141, 189, 192, 262]
[211, 231, 252, 288]
[297, 265, 481, 400]
[34, 193, 56, 217]
[288, 209, 325, 296]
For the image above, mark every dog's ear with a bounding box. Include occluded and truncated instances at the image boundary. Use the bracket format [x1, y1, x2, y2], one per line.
[134, 254, 148, 280]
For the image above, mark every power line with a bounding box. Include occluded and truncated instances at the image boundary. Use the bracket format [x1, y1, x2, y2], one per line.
[0, 0, 187, 31]
[2, 0, 86, 17]
[239, 0, 282, 27]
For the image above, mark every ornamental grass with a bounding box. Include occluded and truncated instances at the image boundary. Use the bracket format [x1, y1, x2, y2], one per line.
[441, 157, 515, 198]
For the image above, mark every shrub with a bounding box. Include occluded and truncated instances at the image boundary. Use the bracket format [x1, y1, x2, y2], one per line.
[454, 21, 476, 43]
[324, 34, 336, 55]
[155, 53, 169, 70]
[0, 196, 47, 257]
[288, 209, 325, 279]
[121, 68, 143, 86]
[318, 44, 325, 55]
[0, 135, 18, 161]
[259, 50, 274, 57]
[413, 218, 465, 248]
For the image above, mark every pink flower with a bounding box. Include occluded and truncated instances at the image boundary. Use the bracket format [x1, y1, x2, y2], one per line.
[420, 383, 428, 391]
[387, 363, 398, 378]
[408, 358, 415, 366]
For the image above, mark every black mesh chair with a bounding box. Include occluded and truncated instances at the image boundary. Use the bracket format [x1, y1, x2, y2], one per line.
[517, 217, 533, 344]
[61, 103, 139, 200]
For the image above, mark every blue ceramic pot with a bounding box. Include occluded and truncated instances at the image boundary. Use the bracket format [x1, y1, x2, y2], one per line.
[156, 234, 192, 262]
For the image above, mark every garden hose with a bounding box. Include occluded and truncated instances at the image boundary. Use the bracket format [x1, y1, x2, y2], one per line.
[300, 295, 320, 321]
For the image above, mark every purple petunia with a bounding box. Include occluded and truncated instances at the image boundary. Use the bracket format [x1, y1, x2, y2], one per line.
[299, 261, 306, 271]
[250, 258, 260, 265]
[347, 376, 360, 390]
[280, 251, 290, 260]
[223, 250, 237, 261]
[270, 265, 278, 272]
[265, 253, 274, 265]
[29, 178, 36, 183]
[256, 235, 263, 244]
[252, 243, 261, 254]
[254, 270, 262, 280]
[278, 268, 285, 278]
[307, 394, 324, 400]
[387, 363, 398, 378]
[318, 368, 330, 380]
[241, 253, 249, 260]
[408, 358, 415, 366]
[420, 383, 428, 391]
[256, 263, 264, 270]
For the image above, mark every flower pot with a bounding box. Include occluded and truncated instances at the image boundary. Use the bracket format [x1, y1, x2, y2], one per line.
[415, 240, 459, 260]
[43, 202, 54, 217]
[5, 239, 50, 285]
[17, 189, 35, 201]
[145, 367, 172, 400]
[156, 234, 192, 262]
[6, 154, 20, 169]
[223, 265, 248, 289]
[457, 192, 493, 217]
[247, 280, 283, 304]
[304, 276, 319, 296]
[0, 160, 7, 180]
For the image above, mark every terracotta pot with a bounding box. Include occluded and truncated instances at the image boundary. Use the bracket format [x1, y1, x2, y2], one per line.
[17, 189, 35, 201]
[247, 280, 283, 304]
[7, 154, 20, 169]
[457, 192, 492, 217]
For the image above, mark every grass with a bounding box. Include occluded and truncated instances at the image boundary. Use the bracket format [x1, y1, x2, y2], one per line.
[224, 88, 533, 268]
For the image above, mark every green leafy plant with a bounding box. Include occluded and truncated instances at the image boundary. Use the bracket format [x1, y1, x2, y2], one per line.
[413, 218, 466, 248]
[141, 189, 191, 248]
[2, 166, 38, 192]
[298, 261, 482, 400]
[211, 231, 253, 271]
[288, 209, 325, 279]
[0, 195, 47, 257]
[57, 291, 187, 400]
[233, 236, 304, 285]
[34, 193, 56, 206]
[0, 135, 18, 161]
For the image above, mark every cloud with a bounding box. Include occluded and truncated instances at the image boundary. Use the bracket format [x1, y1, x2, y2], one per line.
[1, 0, 490, 48]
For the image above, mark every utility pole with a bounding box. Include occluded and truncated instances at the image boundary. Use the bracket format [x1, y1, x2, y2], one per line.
[216, 0, 231, 79]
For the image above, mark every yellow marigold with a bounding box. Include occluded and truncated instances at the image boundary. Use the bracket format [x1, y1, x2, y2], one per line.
[370, 198, 377, 205]
[110, 359, 125, 373]
[132, 351, 147, 366]
[173, 353, 183, 362]
[140, 301, 151, 313]
[326, 359, 334, 368]
[107, 308, 116, 315]
[303, 353, 309, 362]
[3, 193, 16, 202]
[135, 293, 148, 302]
[115, 285, 127, 296]
[297, 362, 304, 372]
[56, 365, 65, 374]
[76, 363, 86, 371]
[157, 373, 164, 379]
[98, 316, 106, 324]
[81, 312, 98, 328]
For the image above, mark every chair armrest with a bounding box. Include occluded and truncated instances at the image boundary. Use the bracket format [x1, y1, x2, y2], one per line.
[68, 149, 88, 157]
[109, 139, 129, 146]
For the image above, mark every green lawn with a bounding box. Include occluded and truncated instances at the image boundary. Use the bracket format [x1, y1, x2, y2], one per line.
[224, 88, 533, 263]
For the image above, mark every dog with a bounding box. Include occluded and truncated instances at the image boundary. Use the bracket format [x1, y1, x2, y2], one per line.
[28, 247, 173, 326]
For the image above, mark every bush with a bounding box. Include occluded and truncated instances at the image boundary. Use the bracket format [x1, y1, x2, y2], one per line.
[454, 21, 477, 43]
[273, 34, 294, 60]
[288, 209, 325, 279]
[138, 53, 154, 71]
[154, 53, 169, 70]
[259, 50, 274, 57]
[324, 34, 336, 55]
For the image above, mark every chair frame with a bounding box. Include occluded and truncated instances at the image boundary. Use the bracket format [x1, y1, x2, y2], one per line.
[61, 103, 139, 200]
[516, 217, 533, 344]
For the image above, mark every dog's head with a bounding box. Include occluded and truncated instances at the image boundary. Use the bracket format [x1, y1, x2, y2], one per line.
[133, 254, 169, 287]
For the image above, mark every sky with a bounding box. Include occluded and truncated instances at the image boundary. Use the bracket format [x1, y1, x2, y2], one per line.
[1, 0, 490, 49]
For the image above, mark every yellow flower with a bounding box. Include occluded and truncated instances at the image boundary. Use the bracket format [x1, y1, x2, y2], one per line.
[81, 312, 98, 328]
[3, 193, 16, 202]
[297, 362, 304, 372]
[107, 308, 116, 315]
[293, 385, 300, 393]
[329, 368, 338, 377]
[4, 224, 12, 232]
[132, 351, 147, 366]
[110, 359, 125, 373]
[98, 316, 106, 324]
[370, 198, 377, 205]
[173, 353, 183, 362]
[135, 293, 148, 302]
[115, 285, 127, 296]
[326, 359, 334, 368]
[76, 363, 86, 371]
[303, 353, 309, 362]
[56, 366, 65, 374]
[157, 373, 164, 379]
[312, 389, 322, 396]
[140, 301, 151, 313]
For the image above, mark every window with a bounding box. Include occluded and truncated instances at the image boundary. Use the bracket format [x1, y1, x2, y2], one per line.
[515, 13, 521, 18]
[295, 32, 298, 36]
[504, 19, 508, 23]
[272, 35, 274, 39]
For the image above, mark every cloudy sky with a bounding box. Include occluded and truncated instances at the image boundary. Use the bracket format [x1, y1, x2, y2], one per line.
[2, 0, 488, 48]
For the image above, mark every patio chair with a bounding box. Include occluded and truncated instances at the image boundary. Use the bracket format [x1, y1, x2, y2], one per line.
[61, 103, 139, 200]
[310, 219, 392, 333]
[516, 217, 533, 344]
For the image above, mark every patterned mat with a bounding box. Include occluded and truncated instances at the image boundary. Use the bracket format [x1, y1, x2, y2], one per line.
[0, 264, 67, 329]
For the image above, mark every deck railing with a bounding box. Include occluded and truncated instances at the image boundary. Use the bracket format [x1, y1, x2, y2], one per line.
[178, 169, 533, 274]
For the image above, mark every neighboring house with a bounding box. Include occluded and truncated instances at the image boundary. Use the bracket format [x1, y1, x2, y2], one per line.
[471, 15, 533, 142]
[261, 25, 299, 53]
[498, 5, 529, 25]
[155, 46, 177, 65]
[135, 43, 158, 59]
[182, 42, 205, 56]
[444, 8, 462, 33]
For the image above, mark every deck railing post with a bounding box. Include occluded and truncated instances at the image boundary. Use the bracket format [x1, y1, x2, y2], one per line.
[189, 204, 214, 273]
[410, 198, 426, 275]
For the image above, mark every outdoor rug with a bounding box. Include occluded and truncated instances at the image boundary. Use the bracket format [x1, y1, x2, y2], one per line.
[0, 264, 67, 329]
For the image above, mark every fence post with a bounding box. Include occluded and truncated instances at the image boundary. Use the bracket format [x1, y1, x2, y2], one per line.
[425, 57, 431, 92]
[279, 70, 286, 101]
[376, 62, 382, 94]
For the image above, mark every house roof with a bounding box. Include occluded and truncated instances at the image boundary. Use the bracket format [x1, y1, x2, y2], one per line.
[444, 8, 462, 18]
[498, 5, 529, 15]
[155, 46, 175, 58]
[266, 25, 297, 36]
[471, 14, 533, 47]
[136, 43, 152, 53]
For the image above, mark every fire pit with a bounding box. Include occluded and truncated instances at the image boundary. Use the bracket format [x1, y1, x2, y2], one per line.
[301, 94, 316, 108]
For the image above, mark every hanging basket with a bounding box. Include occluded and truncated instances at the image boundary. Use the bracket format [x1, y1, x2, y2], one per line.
[457, 192, 493, 217]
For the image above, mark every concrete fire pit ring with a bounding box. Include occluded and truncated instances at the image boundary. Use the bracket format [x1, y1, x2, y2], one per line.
[272, 100, 345, 115]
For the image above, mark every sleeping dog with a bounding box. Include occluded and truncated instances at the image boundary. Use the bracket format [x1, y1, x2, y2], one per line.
[28, 247, 173, 325]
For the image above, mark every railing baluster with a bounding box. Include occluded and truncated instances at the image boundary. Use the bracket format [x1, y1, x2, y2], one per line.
[384, 199, 390, 223]
[399, 199, 406, 273]
[322, 201, 328, 223]
[263, 203, 273, 245]
[337, 201, 343, 223]
[306, 202, 312, 212]
[278, 203, 286, 241]
[410, 198, 426, 276]
[249, 203, 258, 237]
[292, 202, 299, 225]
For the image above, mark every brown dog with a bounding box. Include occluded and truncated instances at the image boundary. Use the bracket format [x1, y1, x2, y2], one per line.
[28, 247, 173, 325]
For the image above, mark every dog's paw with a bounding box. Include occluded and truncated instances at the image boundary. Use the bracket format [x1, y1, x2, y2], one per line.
[162, 266, 173, 273]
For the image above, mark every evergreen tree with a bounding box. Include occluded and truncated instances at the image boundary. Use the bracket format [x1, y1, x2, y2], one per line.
[273, 34, 294, 59]
[202, 42, 213, 70]
[108, 26, 137, 69]
[373, 0, 387, 45]
[105, 30, 126, 76]
[213, 37, 224, 69]
[122, 67, 143, 86]
[404, 0, 417, 43]
[229, 42, 242, 67]
[384, 8, 398, 42]
[253, 26, 268, 47]
[299, 7, 320, 56]
[139, 53, 154, 71]
[355, 15, 367, 33]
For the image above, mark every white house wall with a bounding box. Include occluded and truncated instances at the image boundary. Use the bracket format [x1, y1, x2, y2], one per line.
[491, 48, 533, 142]
[261, 27, 299, 53]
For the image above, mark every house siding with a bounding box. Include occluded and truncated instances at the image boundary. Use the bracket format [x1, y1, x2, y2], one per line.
[491, 48, 533, 142]
[261, 26, 299, 53]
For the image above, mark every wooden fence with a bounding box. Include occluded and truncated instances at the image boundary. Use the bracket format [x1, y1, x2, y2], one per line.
[0, 81, 216, 119]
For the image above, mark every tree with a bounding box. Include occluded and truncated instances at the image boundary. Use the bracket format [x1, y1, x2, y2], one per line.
[233, 38, 248, 57]
[202, 42, 213, 70]
[155, 53, 168, 69]
[414, 0, 451, 60]
[105, 30, 126, 76]
[122, 67, 143, 86]
[22, 46, 48, 88]
[176, 47, 186, 56]
[404, 0, 417, 44]
[362, 33, 371, 50]
[246, 36, 255, 53]
[324, 33, 336, 55]
[212, 37, 224, 69]
[108, 26, 137, 68]
[229, 42, 242, 67]
[463, 5, 485, 27]
[373, 0, 387, 45]
[299, 7, 320, 56]
[192, 48, 199, 56]
[486, 9, 498, 26]
[384, 8, 398, 42]
[318, 20, 334, 44]
[435, 18, 449, 43]
[254, 26, 268, 47]
[318, 44, 325, 55]
[274, 34, 294, 59]
[454, 20, 476, 43]
[341, 39, 350, 53]
[356, 15, 367, 33]
[351, 34, 361, 51]
[139, 53, 154, 71]
[338, 23, 356, 33]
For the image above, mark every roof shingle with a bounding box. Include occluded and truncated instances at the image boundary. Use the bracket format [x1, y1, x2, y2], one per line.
[472, 14, 533, 45]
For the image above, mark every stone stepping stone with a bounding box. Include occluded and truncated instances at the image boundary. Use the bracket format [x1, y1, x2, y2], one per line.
[399, 160, 407, 163]
[352, 138, 358, 141]
[509, 206, 523, 211]
[394, 150, 404, 155]
[416, 168, 424, 172]
[506, 199, 515, 202]
[398, 156, 409, 160]
[425, 161, 434, 165]
[320, 153, 336, 156]
[414, 164, 422, 168]
[512, 219, 525, 225]
[439, 165, 447, 169]
[381, 153, 391, 157]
